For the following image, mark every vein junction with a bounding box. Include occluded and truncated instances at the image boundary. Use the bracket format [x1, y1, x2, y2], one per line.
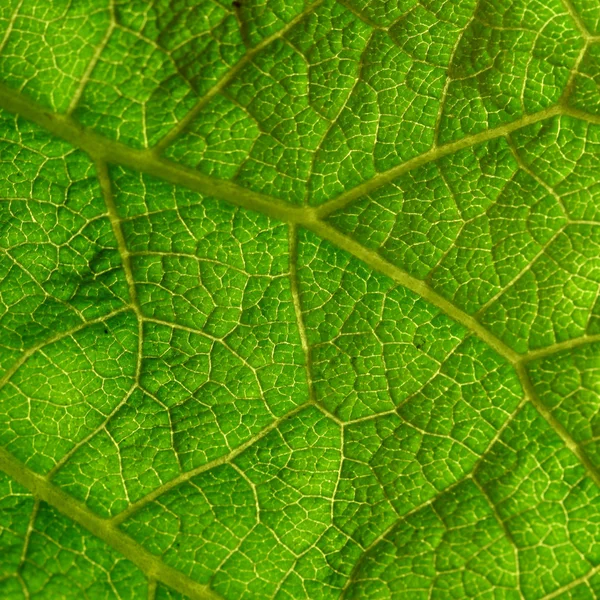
[0, 2, 599, 596]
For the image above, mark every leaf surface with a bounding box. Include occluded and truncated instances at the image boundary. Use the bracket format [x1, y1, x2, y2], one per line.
[0, 1, 599, 599]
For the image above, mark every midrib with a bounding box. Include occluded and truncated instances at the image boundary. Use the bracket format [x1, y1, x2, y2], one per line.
[0, 79, 598, 486]
[1, 79, 600, 599]
[0, 446, 220, 600]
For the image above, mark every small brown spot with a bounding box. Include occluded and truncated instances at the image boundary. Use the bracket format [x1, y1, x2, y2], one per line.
[232, 1, 241, 7]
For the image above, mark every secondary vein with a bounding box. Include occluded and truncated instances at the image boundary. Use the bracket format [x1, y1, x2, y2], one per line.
[0, 447, 222, 600]
[0, 83, 599, 546]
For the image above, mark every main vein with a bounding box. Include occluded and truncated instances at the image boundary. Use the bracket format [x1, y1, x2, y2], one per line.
[1, 70, 600, 594]
[0, 81, 598, 484]
[0, 447, 221, 600]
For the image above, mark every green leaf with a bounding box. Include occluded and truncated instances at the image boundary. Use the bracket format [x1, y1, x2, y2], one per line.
[0, 0, 599, 598]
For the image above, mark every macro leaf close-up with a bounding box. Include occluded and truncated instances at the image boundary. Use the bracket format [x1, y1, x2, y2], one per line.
[0, 0, 600, 598]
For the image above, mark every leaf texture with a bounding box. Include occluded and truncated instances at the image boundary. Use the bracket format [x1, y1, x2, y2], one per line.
[0, 0, 599, 599]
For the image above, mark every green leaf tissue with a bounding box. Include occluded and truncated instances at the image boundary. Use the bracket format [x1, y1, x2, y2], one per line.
[0, 0, 599, 598]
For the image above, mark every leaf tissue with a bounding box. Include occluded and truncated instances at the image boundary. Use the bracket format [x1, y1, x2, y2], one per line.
[0, 0, 599, 598]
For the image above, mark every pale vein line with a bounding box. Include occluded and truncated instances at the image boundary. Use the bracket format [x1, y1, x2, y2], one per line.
[288, 224, 316, 404]
[519, 15, 558, 113]
[564, 105, 600, 125]
[66, 0, 115, 116]
[17, 574, 29, 600]
[151, 0, 325, 154]
[339, 477, 466, 598]
[472, 478, 524, 599]
[143, 317, 240, 354]
[474, 226, 566, 319]
[0, 307, 130, 393]
[107, 427, 130, 505]
[523, 333, 600, 363]
[46, 383, 138, 480]
[142, 316, 268, 405]
[96, 159, 142, 317]
[541, 564, 600, 599]
[332, 0, 381, 29]
[303, 28, 375, 204]
[147, 579, 157, 600]
[0, 447, 221, 600]
[16, 500, 39, 576]
[344, 408, 397, 426]
[0, 85, 579, 231]
[560, 37, 590, 108]
[432, 3, 478, 146]
[0, 81, 308, 223]
[506, 132, 569, 215]
[316, 105, 564, 218]
[560, 0, 592, 38]
[305, 219, 522, 365]
[516, 363, 600, 488]
[110, 401, 311, 525]
[0, 0, 24, 56]
[340, 394, 528, 597]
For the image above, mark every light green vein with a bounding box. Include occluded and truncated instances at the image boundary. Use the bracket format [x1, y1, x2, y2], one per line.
[0, 307, 131, 394]
[523, 334, 600, 364]
[316, 105, 563, 218]
[288, 224, 316, 404]
[304, 218, 522, 365]
[541, 565, 600, 599]
[110, 401, 311, 525]
[516, 362, 600, 489]
[1, 82, 598, 495]
[151, 0, 326, 154]
[0, 447, 222, 600]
